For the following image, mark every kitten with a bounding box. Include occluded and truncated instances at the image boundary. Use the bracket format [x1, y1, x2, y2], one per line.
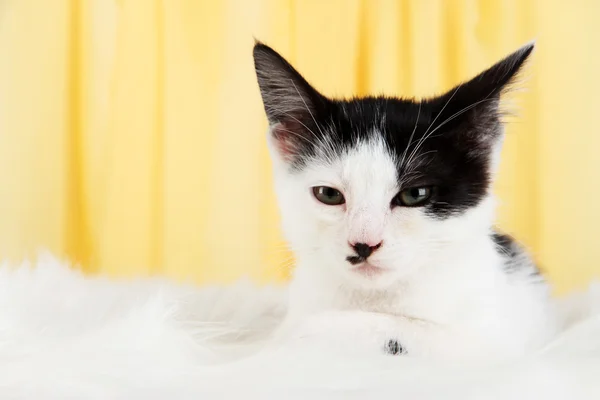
[252, 42, 557, 361]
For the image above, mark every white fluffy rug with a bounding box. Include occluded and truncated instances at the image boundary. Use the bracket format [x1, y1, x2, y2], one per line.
[1, 254, 600, 399]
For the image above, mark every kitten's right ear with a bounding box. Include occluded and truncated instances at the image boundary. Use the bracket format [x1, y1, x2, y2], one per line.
[253, 42, 328, 161]
[253, 42, 326, 124]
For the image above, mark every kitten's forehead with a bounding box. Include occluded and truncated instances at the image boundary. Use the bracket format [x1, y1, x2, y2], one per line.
[303, 99, 439, 188]
[339, 136, 399, 195]
[339, 98, 431, 125]
[335, 98, 433, 142]
[304, 134, 398, 186]
[328, 98, 439, 168]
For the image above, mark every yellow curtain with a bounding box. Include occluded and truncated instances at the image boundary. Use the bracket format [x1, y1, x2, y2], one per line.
[1, 0, 598, 294]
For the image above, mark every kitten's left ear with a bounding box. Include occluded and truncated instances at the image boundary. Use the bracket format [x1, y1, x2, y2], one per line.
[433, 42, 535, 140]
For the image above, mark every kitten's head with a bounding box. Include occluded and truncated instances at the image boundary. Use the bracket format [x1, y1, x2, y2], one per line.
[253, 42, 533, 289]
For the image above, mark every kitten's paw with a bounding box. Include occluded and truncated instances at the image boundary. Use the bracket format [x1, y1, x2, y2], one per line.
[273, 311, 411, 356]
[385, 339, 406, 355]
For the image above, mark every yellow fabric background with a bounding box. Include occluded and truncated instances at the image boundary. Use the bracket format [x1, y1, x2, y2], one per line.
[0, 0, 598, 294]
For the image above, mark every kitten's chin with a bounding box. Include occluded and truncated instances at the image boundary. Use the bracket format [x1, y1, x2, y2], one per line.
[341, 263, 404, 290]
[351, 262, 388, 278]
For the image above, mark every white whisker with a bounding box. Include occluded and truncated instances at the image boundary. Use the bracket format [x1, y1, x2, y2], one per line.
[405, 84, 462, 169]
[400, 100, 422, 170]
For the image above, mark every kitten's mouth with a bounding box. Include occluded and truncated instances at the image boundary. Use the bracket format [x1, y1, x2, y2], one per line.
[346, 256, 386, 277]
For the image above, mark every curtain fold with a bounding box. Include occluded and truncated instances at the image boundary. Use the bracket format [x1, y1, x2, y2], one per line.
[0, 0, 598, 294]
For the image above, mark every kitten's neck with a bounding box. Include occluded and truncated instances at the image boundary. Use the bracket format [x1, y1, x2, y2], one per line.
[287, 233, 505, 322]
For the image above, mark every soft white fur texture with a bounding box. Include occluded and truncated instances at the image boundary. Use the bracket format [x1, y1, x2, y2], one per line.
[0, 254, 599, 399]
[269, 133, 557, 362]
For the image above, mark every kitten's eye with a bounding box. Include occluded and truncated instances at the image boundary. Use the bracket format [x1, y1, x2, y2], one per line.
[312, 186, 345, 206]
[394, 186, 433, 207]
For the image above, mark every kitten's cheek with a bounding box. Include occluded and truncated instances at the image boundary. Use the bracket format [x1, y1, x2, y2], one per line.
[395, 213, 419, 231]
[316, 220, 329, 236]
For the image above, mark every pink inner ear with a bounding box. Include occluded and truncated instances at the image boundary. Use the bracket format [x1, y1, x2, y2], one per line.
[272, 123, 301, 161]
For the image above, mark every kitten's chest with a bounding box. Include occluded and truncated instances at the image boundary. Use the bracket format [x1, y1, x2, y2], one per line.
[331, 283, 463, 325]
[288, 273, 463, 324]
[337, 289, 405, 315]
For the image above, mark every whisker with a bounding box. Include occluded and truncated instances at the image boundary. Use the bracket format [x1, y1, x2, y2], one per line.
[273, 127, 318, 147]
[400, 100, 422, 170]
[405, 84, 462, 168]
[289, 79, 336, 160]
[423, 97, 497, 139]
[404, 89, 501, 176]
[265, 105, 328, 150]
[403, 150, 438, 175]
[291, 79, 325, 138]
[264, 109, 336, 163]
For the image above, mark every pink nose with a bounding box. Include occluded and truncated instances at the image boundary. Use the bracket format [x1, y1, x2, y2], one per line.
[349, 242, 382, 258]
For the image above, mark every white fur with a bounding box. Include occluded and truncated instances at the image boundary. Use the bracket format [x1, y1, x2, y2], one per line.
[269, 129, 558, 362]
[0, 254, 599, 399]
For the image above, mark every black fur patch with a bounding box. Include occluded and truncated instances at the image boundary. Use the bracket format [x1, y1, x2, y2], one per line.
[253, 42, 533, 218]
[491, 230, 542, 277]
[491, 231, 519, 258]
[385, 339, 406, 355]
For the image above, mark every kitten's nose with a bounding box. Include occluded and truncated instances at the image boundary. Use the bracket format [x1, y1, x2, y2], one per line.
[351, 242, 382, 258]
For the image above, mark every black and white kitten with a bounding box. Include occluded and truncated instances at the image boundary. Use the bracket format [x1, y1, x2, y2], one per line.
[253, 42, 557, 361]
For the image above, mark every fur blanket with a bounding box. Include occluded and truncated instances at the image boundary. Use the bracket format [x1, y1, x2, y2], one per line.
[0, 254, 599, 399]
